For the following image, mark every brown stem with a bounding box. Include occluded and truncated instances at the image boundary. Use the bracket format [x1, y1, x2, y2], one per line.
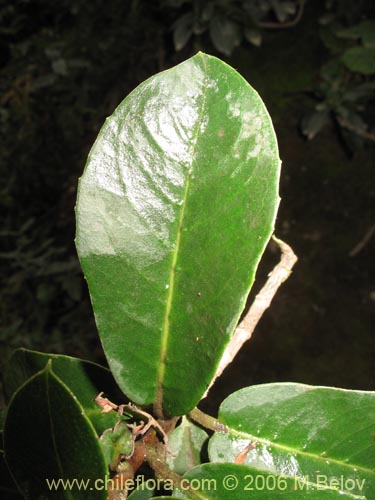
[144, 443, 183, 486]
[145, 442, 207, 499]
[349, 223, 375, 257]
[153, 390, 165, 421]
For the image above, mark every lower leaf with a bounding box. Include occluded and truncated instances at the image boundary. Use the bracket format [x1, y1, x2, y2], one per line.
[174, 463, 369, 499]
[4, 348, 121, 434]
[209, 383, 375, 499]
[4, 362, 107, 499]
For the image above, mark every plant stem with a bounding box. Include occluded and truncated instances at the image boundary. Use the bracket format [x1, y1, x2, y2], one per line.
[144, 443, 205, 499]
[145, 443, 183, 485]
[188, 407, 228, 433]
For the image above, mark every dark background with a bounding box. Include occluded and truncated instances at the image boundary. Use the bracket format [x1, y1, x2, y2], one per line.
[1, 0, 374, 419]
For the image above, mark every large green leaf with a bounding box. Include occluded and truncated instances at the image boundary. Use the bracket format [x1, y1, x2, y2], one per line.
[209, 383, 375, 499]
[3, 348, 120, 434]
[4, 363, 107, 499]
[76, 52, 280, 416]
[174, 463, 366, 499]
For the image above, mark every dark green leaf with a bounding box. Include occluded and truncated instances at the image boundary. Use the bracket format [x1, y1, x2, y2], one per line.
[166, 417, 208, 474]
[209, 383, 375, 498]
[343, 82, 375, 102]
[341, 47, 375, 75]
[320, 59, 343, 81]
[4, 348, 120, 434]
[209, 18, 242, 55]
[337, 21, 375, 47]
[76, 53, 280, 416]
[319, 26, 351, 54]
[0, 449, 21, 498]
[4, 363, 107, 499]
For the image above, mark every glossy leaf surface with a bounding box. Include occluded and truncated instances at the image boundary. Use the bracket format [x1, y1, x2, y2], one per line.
[76, 52, 280, 416]
[166, 416, 208, 474]
[4, 348, 119, 434]
[4, 363, 107, 499]
[174, 463, 364, 499]
[209, 383, 375, 498]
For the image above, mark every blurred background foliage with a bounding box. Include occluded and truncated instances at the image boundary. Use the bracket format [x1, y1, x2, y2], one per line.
[1, 0, 374, 408]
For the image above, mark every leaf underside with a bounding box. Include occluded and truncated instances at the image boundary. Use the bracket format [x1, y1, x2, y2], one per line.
[76, 52, 280, 416]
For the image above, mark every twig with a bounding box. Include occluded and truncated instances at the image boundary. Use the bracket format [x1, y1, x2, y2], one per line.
[337, 116, 375, 143]
[203, 236, 298, 397]
[188, 407, 228, 433]
[234, 442, 258, 464]
[95, 394, 174, 455]
[144, 443, 184, 487]
[122, 403, 174, 456]
[349, 224, 375, 257]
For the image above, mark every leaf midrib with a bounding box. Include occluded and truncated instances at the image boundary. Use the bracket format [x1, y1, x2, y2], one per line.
[154, 55, 208, 415]
[218, 427, 375, 476]
[46, 369, 75, 500]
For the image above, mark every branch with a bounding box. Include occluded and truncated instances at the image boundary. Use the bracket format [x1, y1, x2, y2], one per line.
[188, 407, 228, 433]
[348, 223, 375, 257]
[337, 116, 375, 143]
[95, 394, 174, 455]
[144, 443, 184, 488]
[203, 236, 298, 397]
